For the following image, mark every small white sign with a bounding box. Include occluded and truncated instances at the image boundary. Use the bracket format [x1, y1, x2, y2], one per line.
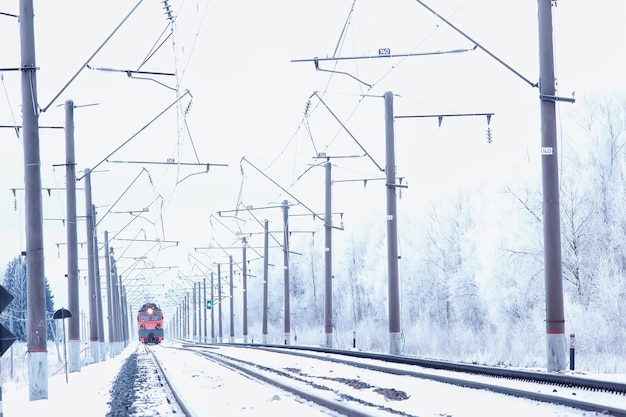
[541, 147, 553, 155]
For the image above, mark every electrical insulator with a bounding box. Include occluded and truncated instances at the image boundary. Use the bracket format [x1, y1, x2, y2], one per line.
[486, 127, 493, 144]
[162, 0, 174, 22]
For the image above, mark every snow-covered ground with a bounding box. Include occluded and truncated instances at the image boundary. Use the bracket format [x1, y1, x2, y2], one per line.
[155, 343, 626, 416]
[2, 342, 130, 416]
[2, 340, 625, 416]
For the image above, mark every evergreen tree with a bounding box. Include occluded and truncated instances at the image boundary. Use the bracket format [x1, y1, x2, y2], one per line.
[0, 255, 55, 341]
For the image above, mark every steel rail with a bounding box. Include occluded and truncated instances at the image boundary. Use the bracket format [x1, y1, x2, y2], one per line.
[144, 345, 197, 417]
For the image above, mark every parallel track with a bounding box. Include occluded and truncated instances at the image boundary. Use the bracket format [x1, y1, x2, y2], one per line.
[234, 343, 626, 395]
[143, 344, 197, 417]
[181, 342, 626, 416]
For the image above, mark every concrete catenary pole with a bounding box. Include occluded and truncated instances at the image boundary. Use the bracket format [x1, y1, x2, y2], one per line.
[20, 0, 49, 400]
[127, 301, 133, 343]
[211, 272, 216, 343]
[121, 287, 129, 346]
[179, 297, 183, 339]
[229, 255, 235, 343]
[242, 237, 248, 343]
[218, 264, 223, 342]
[118, 282, 126, 346]
[192, 282, 197, 341]
[537, 0, 566, 372]
[282, 200, 291, 345]
[384, 91, 402, 355]
[184, 294, 189, 339]
[110, 249, 122, 354]
[180, 296, 184, 339]
[84, 169, 100, 362]
[324, 160, 334, 348]
[197, 282, 202, 342]
[104, 231, 115, 357]
[203, 277, 207, 343]
[262, 219, 269, 344]
[197, 282, 201, 341]
[93, 208, 106, 361]
[64, 99, 81, 373]
[173, 307, 178, 339]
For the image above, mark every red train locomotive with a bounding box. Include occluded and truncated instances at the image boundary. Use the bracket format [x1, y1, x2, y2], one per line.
[137, 302, 164, 344]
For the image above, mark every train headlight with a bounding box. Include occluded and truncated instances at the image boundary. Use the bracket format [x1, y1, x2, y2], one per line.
[147, 307, 153, 315]
[156, 324, 161, 329]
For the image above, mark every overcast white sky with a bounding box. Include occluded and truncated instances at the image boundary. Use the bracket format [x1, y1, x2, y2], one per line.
[0, 0, 624, 321]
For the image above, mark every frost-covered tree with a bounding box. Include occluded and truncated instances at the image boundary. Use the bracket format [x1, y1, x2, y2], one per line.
[333, 214, 388, 349]
[558, 95, 626, 360]
[497, 94, 626, 365]
[288, 232, 323, 329]
[0, 256, 55, 341]
[415, 189, 485, 333]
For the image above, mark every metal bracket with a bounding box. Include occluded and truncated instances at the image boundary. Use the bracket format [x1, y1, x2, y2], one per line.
[540, 94, 575, 103]
[386, 183, 409, 189]
[0, 66, 40, 72]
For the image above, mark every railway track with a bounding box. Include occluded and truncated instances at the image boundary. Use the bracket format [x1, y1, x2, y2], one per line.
[231, 343, 626, 395]
[147, 342, 626, 416]
[106, 344, 187, 417]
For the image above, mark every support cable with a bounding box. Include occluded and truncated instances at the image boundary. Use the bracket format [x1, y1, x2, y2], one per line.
[95, 168, 151, 227]
[76, 90, 190, 181]
[413, 0, 538, 88]
[313, 91, 384, 172]
[241, 204, 284, 248]
[41, 0, 145, 112]
[240, 157, 323, 222]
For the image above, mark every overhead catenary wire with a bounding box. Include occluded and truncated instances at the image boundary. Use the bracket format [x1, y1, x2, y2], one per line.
[265, 0, 360, 176]
[76, 89, 191, 181]
[0, 1, 225, 320]
[167, 4, 185, 190]
[240, 157, 324, 223]
[95, 168, 151, 228]
[279, 4, 500, 213]
[292, 47, 477, 64]
[241, 204, 285, 249]
[207, 214, 265, 261]
[0, 73, 20, 140]
[274, 4, 474, 197]
[40, 0, 146, 112]
[135, 22, 173, 73]
[281, 0, 495, 181]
